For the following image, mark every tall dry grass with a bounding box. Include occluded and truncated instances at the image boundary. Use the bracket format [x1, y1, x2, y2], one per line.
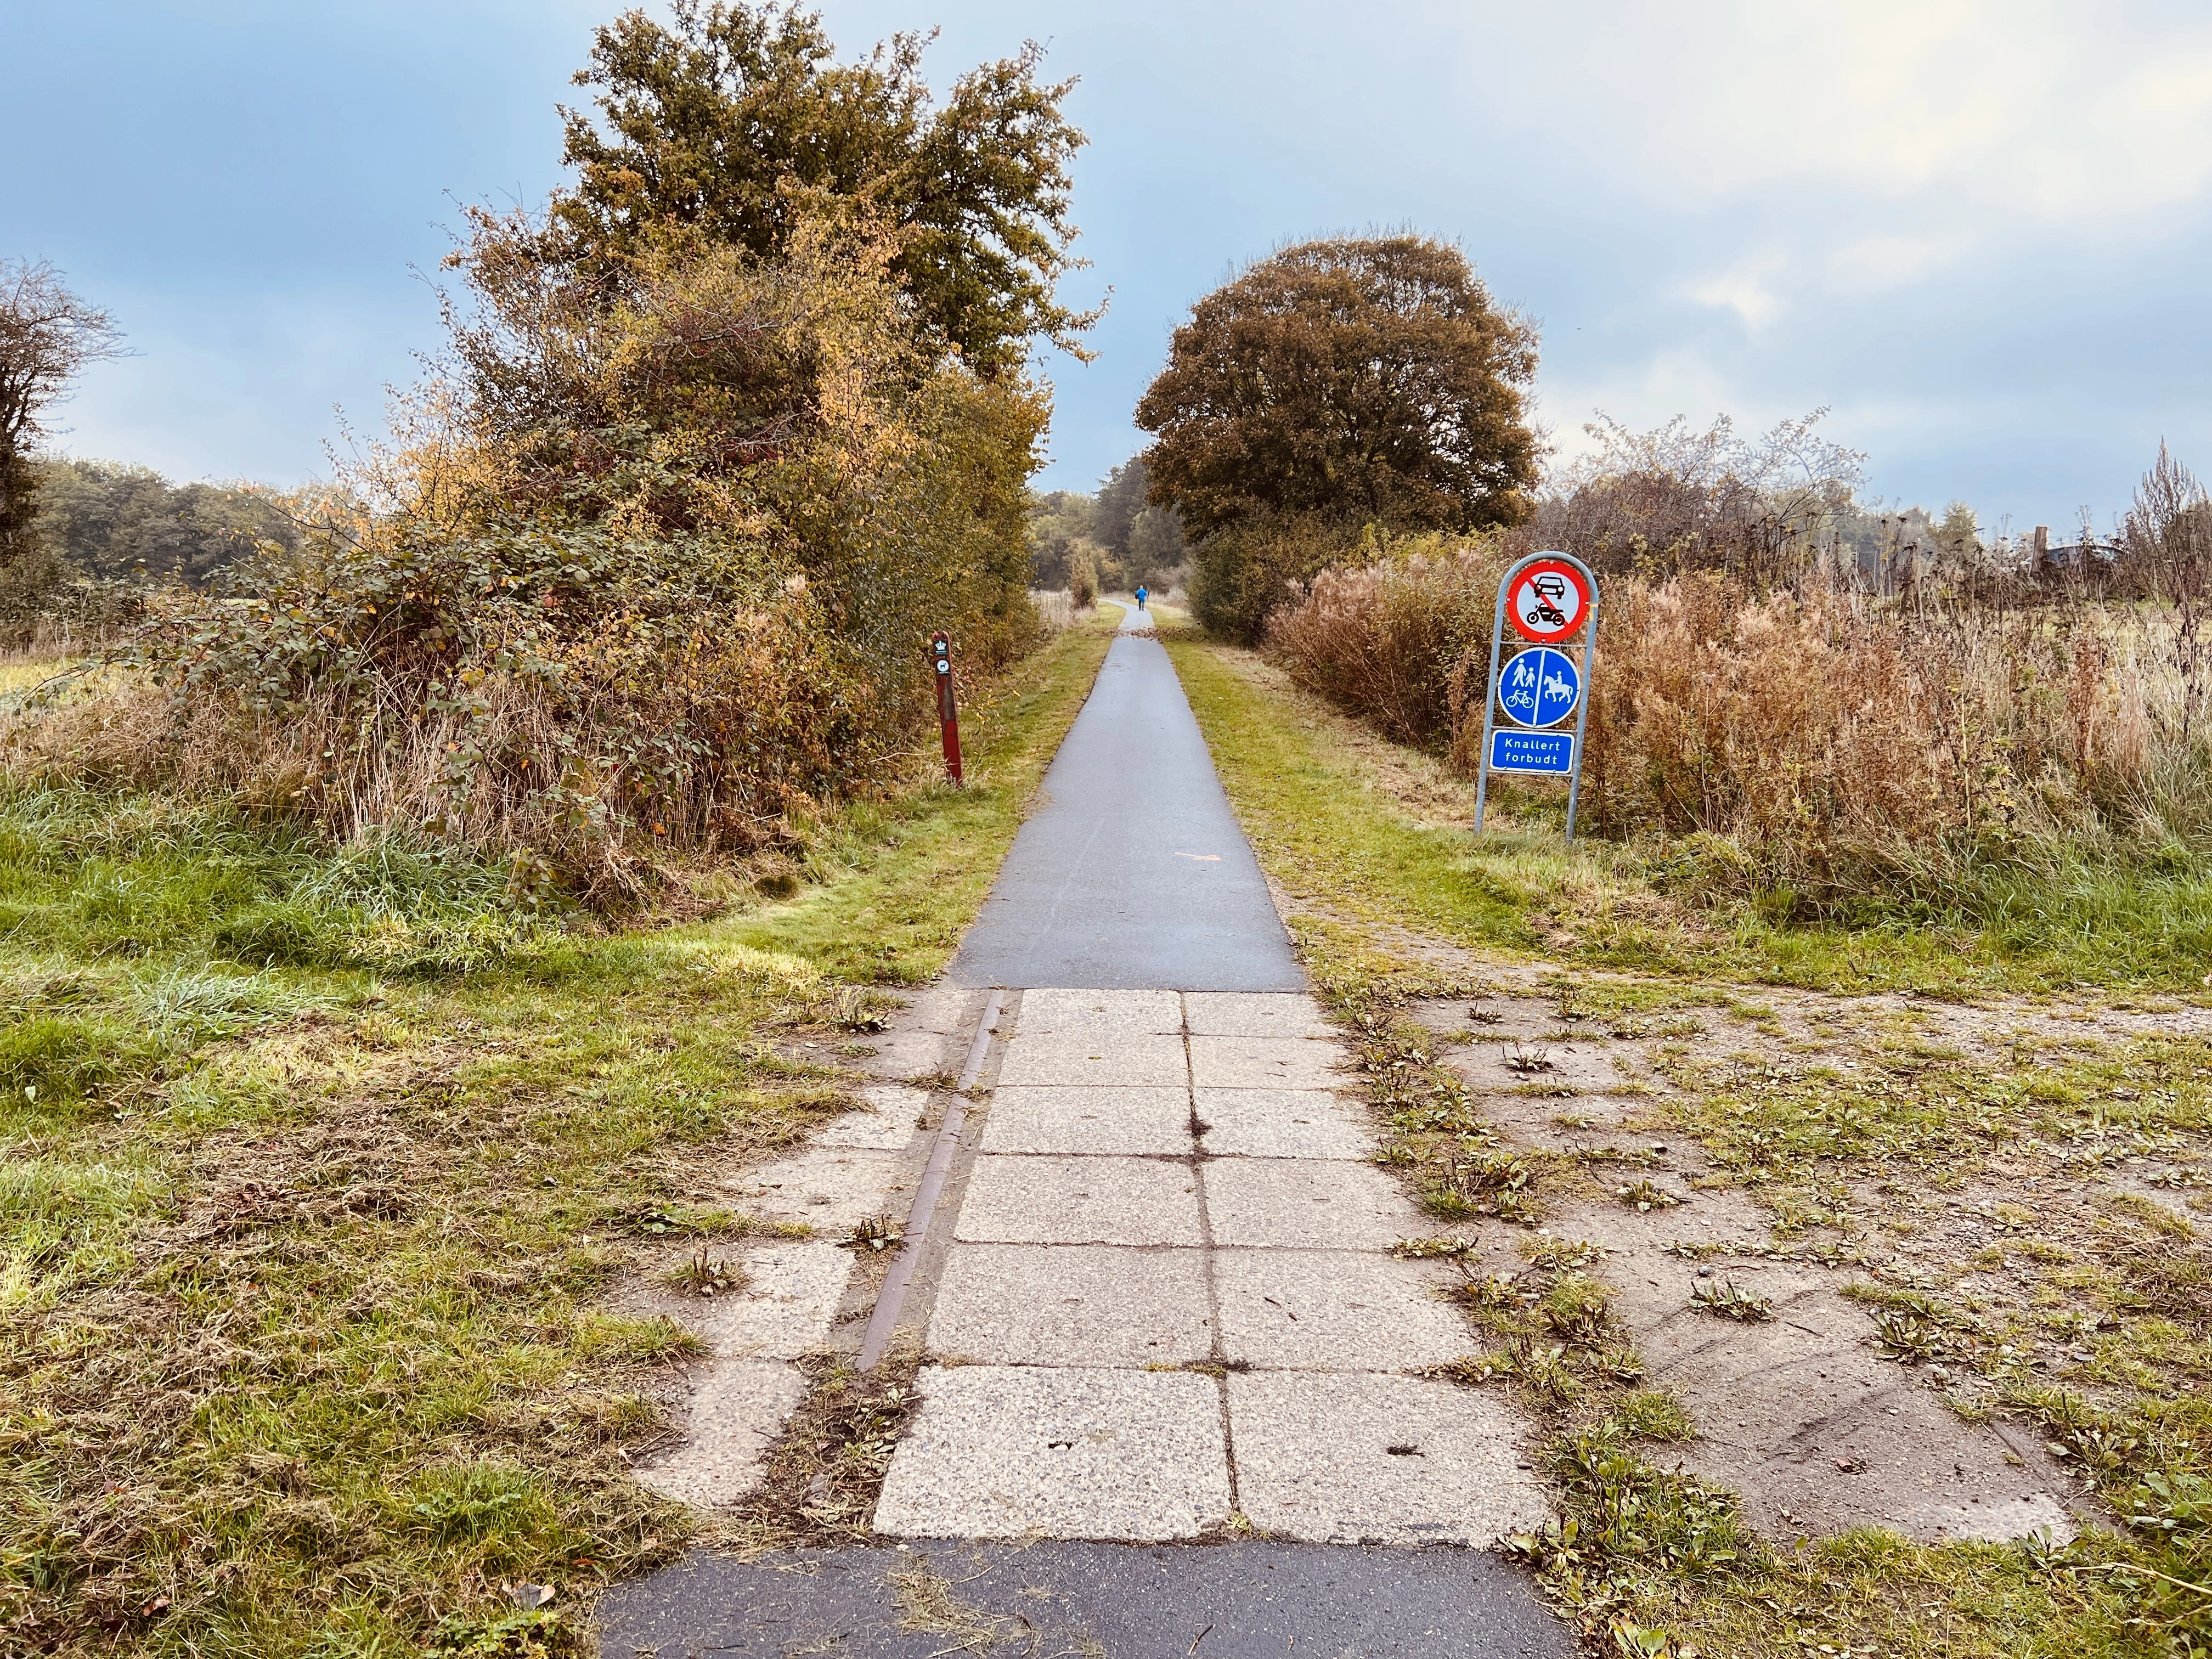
[1264, 538, 1511, 746]
[1266, 543, 2212, 905]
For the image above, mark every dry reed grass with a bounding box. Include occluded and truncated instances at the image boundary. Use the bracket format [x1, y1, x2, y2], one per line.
[1266, 544, 2212, 905]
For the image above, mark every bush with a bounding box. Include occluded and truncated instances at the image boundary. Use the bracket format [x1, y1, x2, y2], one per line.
[1191, 511, 1369, 642]
[1265, 536, 1510, 746]
[13, 217, 1045, 905]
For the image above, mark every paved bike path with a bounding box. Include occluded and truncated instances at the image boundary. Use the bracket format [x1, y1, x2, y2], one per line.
[948, 599, 1301, 991]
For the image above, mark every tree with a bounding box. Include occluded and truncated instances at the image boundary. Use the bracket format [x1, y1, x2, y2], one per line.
[1136, 236, 1538, 541]
[0, 261, 123, 568]
[542, 1, 1095, 377]
[1093, 454, 1187, 587]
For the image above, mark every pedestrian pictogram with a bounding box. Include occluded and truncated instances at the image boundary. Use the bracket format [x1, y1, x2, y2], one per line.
[1496, 646, 1581, 728]
[1505, 557, 1592, 644]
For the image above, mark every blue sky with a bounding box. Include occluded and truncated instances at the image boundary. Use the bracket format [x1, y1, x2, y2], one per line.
[7, 0, 2210, 533]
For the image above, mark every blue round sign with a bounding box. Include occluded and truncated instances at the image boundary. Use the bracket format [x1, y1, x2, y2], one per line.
[1497, 646, 1581, 728]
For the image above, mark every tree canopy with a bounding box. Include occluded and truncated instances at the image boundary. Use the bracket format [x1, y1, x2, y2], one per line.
[1135, 235, 1538, 538]
[544, 0, 1094, 377]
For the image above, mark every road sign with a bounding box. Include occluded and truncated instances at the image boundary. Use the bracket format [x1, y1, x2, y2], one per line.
[1496, 646, 1581, 728]
[1473, 550, 1600, 840]
[1504, 557, 1592, 644]
[1489, 728, 1576, 775]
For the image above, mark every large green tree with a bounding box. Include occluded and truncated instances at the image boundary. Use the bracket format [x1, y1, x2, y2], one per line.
[1135, 235, 1537, 636]
[1137, 235, 1537, 535]
[543, 1, 1094, 377]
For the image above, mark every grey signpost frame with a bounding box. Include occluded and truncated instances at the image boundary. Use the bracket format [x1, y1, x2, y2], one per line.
[1472, 549, 1601, 840]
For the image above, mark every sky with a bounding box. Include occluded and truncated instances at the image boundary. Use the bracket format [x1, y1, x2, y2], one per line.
[6, 0, 2211, 533]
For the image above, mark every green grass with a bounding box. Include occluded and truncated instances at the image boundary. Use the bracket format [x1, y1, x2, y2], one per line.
[0, 612, 1118, 1656]
[718, 609, 1120, 980]
[1165, 635, 2212, 996]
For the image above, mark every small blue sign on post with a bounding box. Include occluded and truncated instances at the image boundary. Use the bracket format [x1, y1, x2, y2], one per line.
[1497, 646, 1581, 729]
[1489, 729, 1576, 775]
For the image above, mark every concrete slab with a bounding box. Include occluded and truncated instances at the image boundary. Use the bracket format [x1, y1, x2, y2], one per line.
[1189, 1035, 1348, 1091]
[1184, 992, 1335, 1040]
[1203, 1157, 1431, 1251]
[996, 1031, 1190, 1088]
[980, 1085, 1194, 1156]
[1196, 1087, 1376, 1159]
[596, 1540, 1574, 1659]
[683, 1238, 854, 1358]
[633, 1358, 808, 1509]
[873, 1365, 1232, 1540]
[736, 1146, 911, 1232]
[817, 1085, 929, 1150]
[889, 983, 982, 1035]
[929, 1243, 1214, 1365]
[1227, 1372, 1550, 1545]
[856, 1026, 964, 1081]
[1214, 1250, 1470, 1370]
[956, 1154, 1205, 1246]
[1017, 988, 1186, 1036]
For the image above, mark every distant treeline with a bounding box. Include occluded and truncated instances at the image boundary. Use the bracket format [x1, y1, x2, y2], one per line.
[1028, 454, 1189, 603]
[32, 458, 307, 586]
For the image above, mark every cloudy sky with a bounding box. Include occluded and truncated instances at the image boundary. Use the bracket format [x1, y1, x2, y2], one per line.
[7, 0, 2209, 531]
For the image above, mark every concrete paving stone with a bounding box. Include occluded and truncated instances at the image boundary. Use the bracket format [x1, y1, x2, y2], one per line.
[956, 1154, 1204, 1246]
[894, 983, 986, 1035]
[1214, 1250, 1470, 1370]
[873, 1365, 1232, 1540]
[1188, 1035, 1348, 1091]
[1203, 1156, 1431, 1250]
[981, 1086, 1194, 1155]
[1195, 1087, 1376, 1159]
[1183, 992, 1334, 1040]
[1017, 988, 1186, 1036]
[735, 1147, 911, 1233]
[995, 1031, 1190, 1088]
[1227, 1371, 1549, 1545]
[683, 1239, 854, 1358]
[816, 1084, 930, 1150]
[859, 1026, 965, 1081]
[635, 1358, 809, 1509]
[929, 1243, 1213, 1364]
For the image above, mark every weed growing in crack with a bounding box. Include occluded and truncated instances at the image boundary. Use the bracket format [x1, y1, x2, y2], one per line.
[837, 1214, 904, 1253]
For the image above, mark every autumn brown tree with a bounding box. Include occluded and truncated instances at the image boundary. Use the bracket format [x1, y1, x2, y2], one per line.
[0, 261, 122, 568]
[541, 0, 1094, 377]
[1135, 235, 1537, 637]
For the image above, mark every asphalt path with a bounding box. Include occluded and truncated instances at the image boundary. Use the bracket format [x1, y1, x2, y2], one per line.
[947, 597, 1302, 991]
[596, 1541, 1568, 1658]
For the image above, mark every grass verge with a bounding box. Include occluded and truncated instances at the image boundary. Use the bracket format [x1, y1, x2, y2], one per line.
[0, 611, 1117, 1656]
[1164, 633, 2212, 996]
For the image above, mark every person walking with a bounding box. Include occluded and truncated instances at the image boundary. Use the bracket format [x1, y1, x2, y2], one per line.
[1135, 584, 1149, 612]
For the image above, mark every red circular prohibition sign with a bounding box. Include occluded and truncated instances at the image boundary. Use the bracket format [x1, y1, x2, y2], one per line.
[1505, 558, 1592, 644]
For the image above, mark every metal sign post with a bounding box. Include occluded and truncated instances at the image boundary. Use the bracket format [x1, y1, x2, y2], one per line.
[1472, 551, 1600, 840]
[930, 631, 964, 785]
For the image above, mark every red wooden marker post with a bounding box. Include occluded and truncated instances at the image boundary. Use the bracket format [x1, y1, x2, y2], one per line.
[930, 631, 964, 785]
